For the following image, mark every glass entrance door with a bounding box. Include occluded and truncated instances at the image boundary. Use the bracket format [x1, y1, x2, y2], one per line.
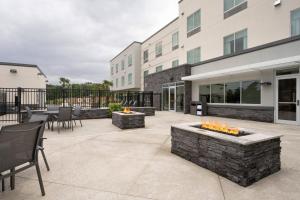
[276, 76, 300, 125]
[169, 87, 176, 111]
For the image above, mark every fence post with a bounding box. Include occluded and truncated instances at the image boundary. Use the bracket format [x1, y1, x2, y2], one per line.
[150, 92, 154, 107]
[99, 90, 102, 108]
[17, 87, 22, 123]
[141, 92, 145, 107]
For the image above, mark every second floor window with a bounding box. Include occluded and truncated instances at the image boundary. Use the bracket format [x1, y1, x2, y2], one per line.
[128, 73, 133, 85]
[187, 10, 201, 36]
[144, 70, 149, 77]
[121, 76, 125, 86]
[187, 47, 201, 64]
[224, 29, 247, 55]
[143, 50, 149, 63]
[115, 64, 119, 73]
[156, 65, 163, 72]
[116, 78, 118, 88]
[172, 32, 179, 50]
[172, 60, 179, 68]
[155, 42, 162, 57]
[128, 55, 133, 67]
[291, 8, 300, 37]
[121, 60, 125, 70]
[224, 0, 246, 12]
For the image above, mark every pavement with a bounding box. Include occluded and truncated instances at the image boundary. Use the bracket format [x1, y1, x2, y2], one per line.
[1, 111, 300, 200]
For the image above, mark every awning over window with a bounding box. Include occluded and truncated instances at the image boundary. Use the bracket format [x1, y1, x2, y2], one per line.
[182, 55, 300, 81]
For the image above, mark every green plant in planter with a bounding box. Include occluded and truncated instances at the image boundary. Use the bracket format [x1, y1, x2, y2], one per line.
[108, 103, 123, 117]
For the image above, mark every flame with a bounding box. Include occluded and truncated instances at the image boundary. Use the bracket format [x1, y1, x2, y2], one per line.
[123, 107, 131, 114]
[201, 121, 239, 135]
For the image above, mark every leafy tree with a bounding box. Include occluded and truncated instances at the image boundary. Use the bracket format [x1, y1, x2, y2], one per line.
[59, 77, 70, 88]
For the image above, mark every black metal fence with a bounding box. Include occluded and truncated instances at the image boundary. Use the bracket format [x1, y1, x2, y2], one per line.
[0, 88, 153, 123]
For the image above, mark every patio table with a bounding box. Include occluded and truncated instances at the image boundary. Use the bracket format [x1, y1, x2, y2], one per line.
[43, 111, 59, 131]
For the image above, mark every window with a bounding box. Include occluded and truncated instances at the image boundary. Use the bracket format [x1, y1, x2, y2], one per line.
[115, 64, 119, 73]
[155, 42, 162, 57]
[121, 76, 125, 86]
[143, 50, 149, 63]
[224, 29, 247, 55]
[172, 60, 179, 68]
[187, 10, 201, 36]
[225, 82, 240, 103]
[156, 65, 163, 72]
[128, 73, 133, 85]
[144, 70, 149, 77]
[242, 80, 261, 104]
[121, 60, 125, 70]
[187, 47, 201, 64]
[116, 78, 118, 88]
[224, 0, 246, 12]
[211, 84, 225, 103]
[111, 66, 114, 75]
[276, 67, 300, 76]
[199, 85, 211, 103]
[128, 55, 133, 67]
[291, 8, 300, 36]
[172, 32, 179, 50]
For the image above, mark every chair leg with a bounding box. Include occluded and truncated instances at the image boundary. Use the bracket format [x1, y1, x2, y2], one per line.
[74, 120, 77, 126]
[41, 150, 50, 171]
[35, 163, 45, 196]
[1, 176, 5, 192]
[58, 122, 60, 133]
[10, 168, 15, 190]
[79, 120, 82, 127]
[71, 120, 73, 131]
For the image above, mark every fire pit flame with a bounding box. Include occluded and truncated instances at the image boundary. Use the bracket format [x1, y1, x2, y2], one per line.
[201, 121, 239, 136]
[123, 107, 131, 114]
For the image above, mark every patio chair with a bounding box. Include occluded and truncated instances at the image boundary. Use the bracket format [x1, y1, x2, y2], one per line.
[24, 106, 33, 122]
[0, 121, 46, 196]
[72, 106, 82, 127]
[52, 107, 73, 133]
[29, 114, 50, 171]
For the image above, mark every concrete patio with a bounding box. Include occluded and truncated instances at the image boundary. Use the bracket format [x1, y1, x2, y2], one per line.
[1, 111, 300, 200]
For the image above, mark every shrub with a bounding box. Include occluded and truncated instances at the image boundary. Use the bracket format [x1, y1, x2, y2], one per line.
[108, 103, 123, 117]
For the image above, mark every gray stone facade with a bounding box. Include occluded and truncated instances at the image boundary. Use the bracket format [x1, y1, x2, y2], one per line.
[112, 112, 145, 129]
[80, 108, 110, 119]
[144, 64, 192, 113]
[130, 107, 155, 116]
[207, 105, 274, 122]
[171, 124, 281, 187]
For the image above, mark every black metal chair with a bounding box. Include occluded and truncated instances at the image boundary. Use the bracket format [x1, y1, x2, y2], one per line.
[24, 106, 33, 122]
[52, 107, 73, 133]
[72, 106, 82, 127]
[29, 114, 50, 171]
[0, 121, 46, 196]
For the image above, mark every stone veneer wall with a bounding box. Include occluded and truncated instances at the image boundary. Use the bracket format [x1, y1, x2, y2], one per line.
[207, 105, 274, 122]
[112, 112, 145, 129]
[80, 108, 110, 119]
[171, 126, 281, 187]
[144, 64, 192, 113]
[130, 107, 155, 116]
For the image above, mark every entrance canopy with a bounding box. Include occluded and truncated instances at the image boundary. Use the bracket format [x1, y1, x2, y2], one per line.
[182, 55, 300, 81]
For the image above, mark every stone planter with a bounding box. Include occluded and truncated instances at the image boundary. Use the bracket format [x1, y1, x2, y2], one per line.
[112, 111, 145, 129]
[171, 122, 282, 187]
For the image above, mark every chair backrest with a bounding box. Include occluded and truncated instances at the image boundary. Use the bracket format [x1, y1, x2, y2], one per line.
[58, 107, 72, 121]
[25, 106, 33, 119]
[73, 106, 81, 117]
[29, 115, 49, 146]
[47, 105, 59, 111]
[0, 121, 43, 173]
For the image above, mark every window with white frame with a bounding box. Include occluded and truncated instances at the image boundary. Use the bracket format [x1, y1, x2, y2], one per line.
[143, 50, 149, 63]
[155, 42, 162, 57]
[199, 80, 261, 104]
[224, 29, 247, 55]
[116, 78, 118, 88]
[144, 70, 149, 77]
[172, 60, 179, 68]
[121, 60, 125, 70]
[156, 65, 163, 72]
[187, 47, 201, 64]
[121, 76, 125, 86]
[172, 32, 179, 50]
[291, 8, 300, 37]
[115, 64, 119, 73]
[128, 73, 133, 85]
[128, 55, 133, 67]
[187, 10, 201, 36]
[224, 0, 246, 12]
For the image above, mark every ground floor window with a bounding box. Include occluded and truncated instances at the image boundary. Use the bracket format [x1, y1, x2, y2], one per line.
[199, 80, 261, 104]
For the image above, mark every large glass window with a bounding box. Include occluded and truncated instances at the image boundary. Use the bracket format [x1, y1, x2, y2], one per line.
[156, 65, 163, 72]
[143, 50, 149, 63]
[224, 29, 247, 55]
[155, 42, 162, 57]
[121, 76, 125, 86]
[176, 86, 184, 112]
[187, 10, 201, 33]
[199, 85, 211, 103]
[291, 8, 300, 36]
[162, 88, 169, 110]
[128, 73, 133, 85]
[121, 60, 125, 70]
[224, 0, 246, 12]
[187, 47, 201, 64]
[211, 84, 225, 103]
[128, 55, 133, 67]
[242, 80, 261, 104]
[172, 32, 179, 50]
[225, 82, 240, 103]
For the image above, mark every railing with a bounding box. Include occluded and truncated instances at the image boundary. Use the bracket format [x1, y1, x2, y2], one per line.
[0, 88, 154, 123]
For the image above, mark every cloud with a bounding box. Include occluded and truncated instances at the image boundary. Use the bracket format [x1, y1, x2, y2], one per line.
[0, 0, 178, 84]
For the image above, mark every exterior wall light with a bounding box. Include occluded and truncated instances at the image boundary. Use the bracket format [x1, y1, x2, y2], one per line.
[10, 69, 17, 74]
[260, 82, 272, 86]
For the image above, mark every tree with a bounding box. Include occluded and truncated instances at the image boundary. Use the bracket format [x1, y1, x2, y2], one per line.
[59, 77, 70, 88]
[101, 80, 113, 90]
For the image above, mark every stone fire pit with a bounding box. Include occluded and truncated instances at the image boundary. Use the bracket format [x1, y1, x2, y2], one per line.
[112, 111, 145, 129]
[171, 122, 282, 187]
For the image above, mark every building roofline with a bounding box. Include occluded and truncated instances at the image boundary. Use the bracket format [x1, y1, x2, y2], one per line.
[110, 41, 142, 62]
[191, 35, 300, 68]
[142, 17, 179, 44]
[0, 62, 47, 78]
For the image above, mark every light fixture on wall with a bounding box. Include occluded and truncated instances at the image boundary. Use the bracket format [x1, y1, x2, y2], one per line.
[274, 0, 281, 7]
[10, 69, 17, 74]
[260, 81, 272, 86]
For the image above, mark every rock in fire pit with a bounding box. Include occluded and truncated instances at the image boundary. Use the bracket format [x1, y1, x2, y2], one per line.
[171, 122, 282, 187]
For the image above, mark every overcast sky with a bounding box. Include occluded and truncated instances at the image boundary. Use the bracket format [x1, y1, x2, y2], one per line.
[0, 0, 178, 84]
